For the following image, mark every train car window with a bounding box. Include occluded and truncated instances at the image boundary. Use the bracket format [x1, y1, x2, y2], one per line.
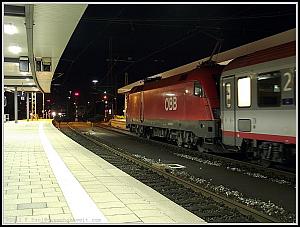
[294, 69, 296, 104]
[194, 81, 203, 97]
[281, 68, 296, 105]
[257, 71, 281, 107]
[225, 83, 231, 108]
[237, 77, 251, 107]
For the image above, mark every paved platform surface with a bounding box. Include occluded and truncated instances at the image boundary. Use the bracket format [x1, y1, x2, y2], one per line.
[3, 120, 206, 224]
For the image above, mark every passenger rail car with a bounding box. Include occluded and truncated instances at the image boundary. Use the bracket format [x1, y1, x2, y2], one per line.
[126, 41, 296, 165]
[221, 41, 296, 164]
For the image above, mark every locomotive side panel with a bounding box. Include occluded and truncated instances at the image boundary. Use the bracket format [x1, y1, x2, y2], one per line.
[143, 82, 188, 121]
[127, 66, 224, 141]
[126, 91, 142, 124]
[141, 81, 218, 138]
[143, 81, 214, 122]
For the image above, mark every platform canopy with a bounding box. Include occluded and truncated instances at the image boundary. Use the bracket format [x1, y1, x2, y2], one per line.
[3, 3, 87, 93]
[118, 28, 296, 94]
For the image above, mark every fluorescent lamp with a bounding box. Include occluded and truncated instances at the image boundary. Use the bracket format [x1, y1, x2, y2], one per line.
[8, 45, 21, 54]
[4, 24, 17, 35]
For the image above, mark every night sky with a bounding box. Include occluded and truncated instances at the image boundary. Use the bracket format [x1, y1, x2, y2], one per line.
[39, 3, 298, 117]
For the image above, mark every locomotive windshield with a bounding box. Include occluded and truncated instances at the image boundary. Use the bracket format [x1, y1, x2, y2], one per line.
[194, 81, 203, 97]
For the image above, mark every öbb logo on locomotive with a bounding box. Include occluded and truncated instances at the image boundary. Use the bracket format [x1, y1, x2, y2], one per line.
[165, 96, 177, 111]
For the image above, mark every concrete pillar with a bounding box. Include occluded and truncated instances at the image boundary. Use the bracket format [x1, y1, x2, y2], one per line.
[31, 92, 34, 118]
[42, 93, 45, 119]
[27, 92, 29, 121]
[14, 87, 18, 123]
[34, 92, 37, 116]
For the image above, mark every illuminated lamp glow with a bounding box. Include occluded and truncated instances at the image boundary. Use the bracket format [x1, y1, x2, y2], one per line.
[237, 77, 251, 107]
[4, 23, 18, 35]
[8, 45, 21, 54]
[74, 92, 79, 96]
[165, 93, 175, 97]
[52, 112, 56, 117]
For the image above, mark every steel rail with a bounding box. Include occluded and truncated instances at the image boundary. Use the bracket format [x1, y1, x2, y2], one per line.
[65, 123, 280, 223]
[96, 123, 295, 184]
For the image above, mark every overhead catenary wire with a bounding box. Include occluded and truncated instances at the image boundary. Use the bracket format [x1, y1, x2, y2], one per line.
[110, 7, 288, 82]
[61, 8, 126, 86]
[81, 12, 295, 23]
[114, 27, 221, 80]
[59, 6, 295, 90]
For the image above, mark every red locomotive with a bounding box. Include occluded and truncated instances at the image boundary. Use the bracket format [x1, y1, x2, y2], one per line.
[127, 64, 224, 147]
[126, 41, 296, 165]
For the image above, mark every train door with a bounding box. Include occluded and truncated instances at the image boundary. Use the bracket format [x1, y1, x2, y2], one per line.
[221, 76, 236, 146]
[139, 91, 144, 122]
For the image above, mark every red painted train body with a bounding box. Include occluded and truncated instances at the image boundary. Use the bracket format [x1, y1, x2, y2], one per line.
[126, 41, 296, 164]
[127, 64, 224, 146]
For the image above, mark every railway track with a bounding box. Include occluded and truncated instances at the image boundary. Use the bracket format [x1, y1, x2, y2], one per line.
[96, 123, 296, 186]
[57, 122, 291, 223]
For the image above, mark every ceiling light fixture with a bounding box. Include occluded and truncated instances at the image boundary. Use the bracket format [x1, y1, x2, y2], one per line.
[8, 45, 22, 54]
[4, 23, 18, 35]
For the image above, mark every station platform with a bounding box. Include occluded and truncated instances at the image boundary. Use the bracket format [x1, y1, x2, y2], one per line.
[3, 120, 206, 224]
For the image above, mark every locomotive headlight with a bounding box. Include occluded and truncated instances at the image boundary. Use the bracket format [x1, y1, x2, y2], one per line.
[166, 93, 175, 96]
